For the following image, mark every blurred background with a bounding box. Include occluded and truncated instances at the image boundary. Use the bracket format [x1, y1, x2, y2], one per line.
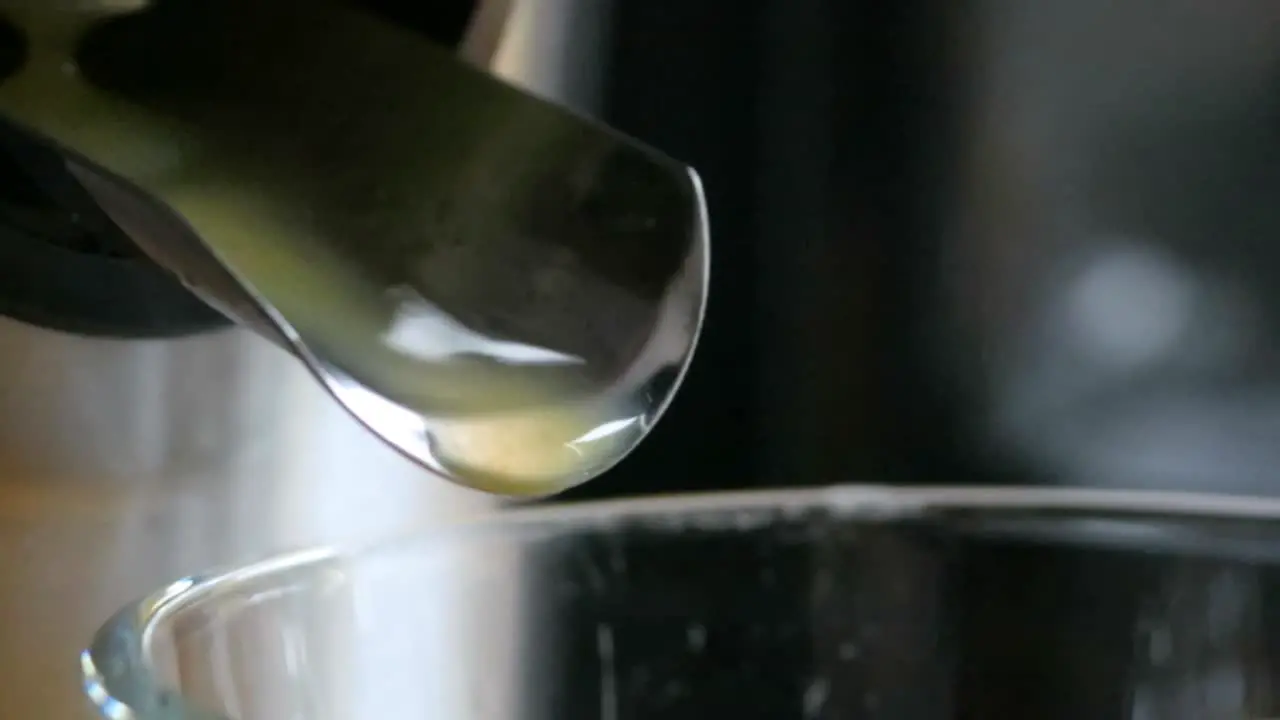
[8, 0, 1280, 717]
[559, 0, 1280, 501]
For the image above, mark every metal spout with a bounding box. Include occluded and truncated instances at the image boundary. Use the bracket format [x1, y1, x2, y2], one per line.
[0, 0, 710, 495]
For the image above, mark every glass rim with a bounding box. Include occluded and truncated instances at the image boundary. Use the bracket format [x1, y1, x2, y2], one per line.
[80, 484, 1280, 720]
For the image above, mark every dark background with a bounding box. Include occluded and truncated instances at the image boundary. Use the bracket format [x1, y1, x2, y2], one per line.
[564, 0, 976, 500]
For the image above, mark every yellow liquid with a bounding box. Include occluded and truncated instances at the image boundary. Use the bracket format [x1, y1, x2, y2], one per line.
[166, 184, 645, 497]
[0, 0, 680, 496]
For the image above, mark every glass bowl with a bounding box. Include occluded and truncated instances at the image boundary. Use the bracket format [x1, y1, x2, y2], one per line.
[82, 486, 1280, 719]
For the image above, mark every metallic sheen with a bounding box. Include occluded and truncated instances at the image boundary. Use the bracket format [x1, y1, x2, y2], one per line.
[0, 0, 709, 495]
[0, 3, 598, 717]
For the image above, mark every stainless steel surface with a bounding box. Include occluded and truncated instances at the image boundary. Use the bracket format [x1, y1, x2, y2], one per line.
[82, 486, 1280, 720]
[0, 0, 709, 495]
[0, 320, 498, 719]
[489, 0, 615, 113]
[0, 2, 607, 717]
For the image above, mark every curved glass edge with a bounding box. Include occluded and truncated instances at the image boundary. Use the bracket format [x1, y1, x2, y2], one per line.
[83, 548, 339, 720]
[83, 584, 228, 720]
[80, 484, 1280, 720]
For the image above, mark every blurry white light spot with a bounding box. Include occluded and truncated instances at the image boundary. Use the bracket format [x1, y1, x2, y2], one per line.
[1068, 244, 1194, 368]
